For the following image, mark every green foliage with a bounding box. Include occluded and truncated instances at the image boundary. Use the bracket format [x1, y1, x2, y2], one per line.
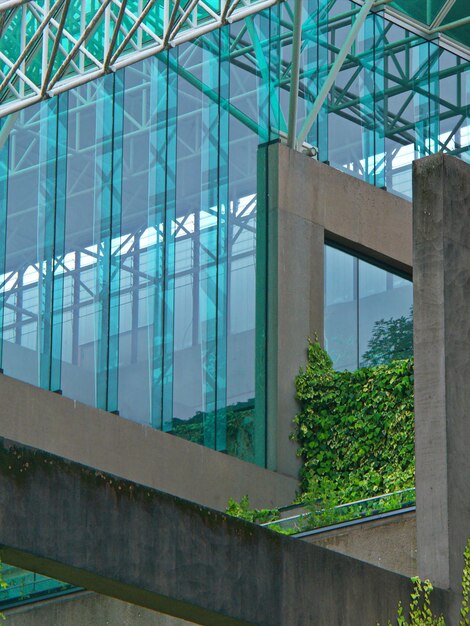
[461, 541, 470, 625]
[296, 475, 342, 529]
[292, 340, 415, 503]
[225, 496, 279, 525]
[172, 400, 255, 462]
[362, 309, 413, 367]
[381, 539, 470, 626]
[385, 581, 444, 626]
[0, 561, 6, 621]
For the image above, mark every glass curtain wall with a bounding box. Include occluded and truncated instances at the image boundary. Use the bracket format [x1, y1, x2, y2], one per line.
[324, 243, 413, 371]
[0, 0, 468, 466]
[281, 0, 468, 197]
[0, 8, 280, 466]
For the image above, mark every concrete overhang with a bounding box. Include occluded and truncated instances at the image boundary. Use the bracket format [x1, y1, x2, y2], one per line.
[0, 437, 450, 626]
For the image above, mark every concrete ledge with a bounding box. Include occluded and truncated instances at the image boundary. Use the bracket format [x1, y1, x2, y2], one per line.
[0, 438, 450, 625]
[0, 373, 297, 511]
[306, 511, 417, 578]
[274, 144, 412, 273]
[5, 591, 193, 626]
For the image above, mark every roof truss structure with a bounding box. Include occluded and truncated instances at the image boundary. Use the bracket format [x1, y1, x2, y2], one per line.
[0, 0, 468, 160]
[356, 0, 470, 60]
[0, 0, 278, 117]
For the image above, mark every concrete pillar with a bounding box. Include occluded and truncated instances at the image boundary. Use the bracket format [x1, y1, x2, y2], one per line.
[413, 154, 470, 598]
[257, 142, 412, 478]
[257, 142, 324, 476]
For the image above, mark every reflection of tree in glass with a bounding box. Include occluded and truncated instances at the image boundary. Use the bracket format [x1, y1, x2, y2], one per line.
[362, 307, 413, 367]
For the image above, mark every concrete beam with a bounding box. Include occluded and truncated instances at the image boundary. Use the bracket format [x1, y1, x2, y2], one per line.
[413, 154, 470, 600]
[258, 143, 412, 476]
[0, 437, 449, 626]
[0, 373, 297, 512]
[275, 145, 412, 272]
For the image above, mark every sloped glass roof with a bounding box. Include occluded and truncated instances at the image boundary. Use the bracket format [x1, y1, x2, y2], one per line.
[387, 0, 470, 53]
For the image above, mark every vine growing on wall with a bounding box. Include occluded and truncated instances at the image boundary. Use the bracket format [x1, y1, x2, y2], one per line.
[380, 540, 470, 626]
[292, 340, 415, 503]
[227, 340, 416, 532]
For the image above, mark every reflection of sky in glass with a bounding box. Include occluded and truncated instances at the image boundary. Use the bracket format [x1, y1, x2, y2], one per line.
[325, 244, 413, 372]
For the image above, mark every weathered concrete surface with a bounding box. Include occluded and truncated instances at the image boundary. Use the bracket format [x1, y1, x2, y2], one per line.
[258, 143, 412, 476]
[258, 143, 325, 475]
[306, 511, 417, 577]
[0, 437, 450, 626]
[4, 515, 418, 625]
[276, 145, 412, 272]
[413, 154, 470, 604]
[5, 592, 195, 626]
[3, 514, 417, 625]
[0, 373, 297, 512]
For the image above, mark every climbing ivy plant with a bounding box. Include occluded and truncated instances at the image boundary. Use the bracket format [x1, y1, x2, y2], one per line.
[292, 340, 415, 503]
[381, 539, 470, 626]
[0, 562, 6, 620]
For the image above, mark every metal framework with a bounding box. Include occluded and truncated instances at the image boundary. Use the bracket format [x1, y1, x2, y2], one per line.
[1, 0, 467, 393]
[0, 0, 469, 124]
[0, 0, 278, 117]
[358, 0, 470, 60]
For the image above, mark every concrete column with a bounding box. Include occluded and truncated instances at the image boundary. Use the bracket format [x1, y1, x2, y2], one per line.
[257, 142, 412, 478]
[413, 154, 470, 598]
[256, 142, 412, 476]
[257, 142, 324, 476]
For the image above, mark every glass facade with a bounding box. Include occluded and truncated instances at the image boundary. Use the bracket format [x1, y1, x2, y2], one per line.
[0, 10, 280, 466]
[324, 243, 413, 371]
[0, 0, 467, 468]
[0, 565, 76, 610]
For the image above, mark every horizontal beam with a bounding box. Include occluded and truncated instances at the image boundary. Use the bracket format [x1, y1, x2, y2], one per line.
[0, 436, 449, 625]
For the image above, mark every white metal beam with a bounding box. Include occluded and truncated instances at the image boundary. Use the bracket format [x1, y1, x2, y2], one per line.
[431, 0, 457, 31]
[286, 0, 302, 148]
[296, 0, 375, 149]
[0, 0, 279, 118]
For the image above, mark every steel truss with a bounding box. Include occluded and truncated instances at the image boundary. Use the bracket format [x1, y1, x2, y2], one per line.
[0, 0, 278, 117]
[0, 0, 469, 124]
[1, 0, 469, 171]
[0, 197, 256, 360]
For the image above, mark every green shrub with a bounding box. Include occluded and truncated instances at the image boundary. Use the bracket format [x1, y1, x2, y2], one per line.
[0, 561, 6, 620]
[292, 340, 415, 503]
[225, 495, 279, 525]
[381, 540, 470, 626]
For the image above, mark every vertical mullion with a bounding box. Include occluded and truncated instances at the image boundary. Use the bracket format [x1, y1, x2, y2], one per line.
[268, 5, 281, 141]
[317, 0, 328, 160]
[95, 74, 115, 411]
[254, 6, 281, 469]
[428, 41, 440, 157]
[0, 118, 9, 373]
[374, 13, 386, 189]
[464, 58, 470, 165]
[107, 71, 124, 413]
[254, 11, 270, 143]
[415, 42, 439, 159]
[38, 98, 58, 390]
[201, 33, 219, 449]
[359, 14, 375, 186]
[255, 141, 269, 468]
[149, 53, 168, 429]
[216, 26, 230, 453]
[50, 92, 68, 393]
[162, 50, 177, 432]
[305, 0, 329, 158]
